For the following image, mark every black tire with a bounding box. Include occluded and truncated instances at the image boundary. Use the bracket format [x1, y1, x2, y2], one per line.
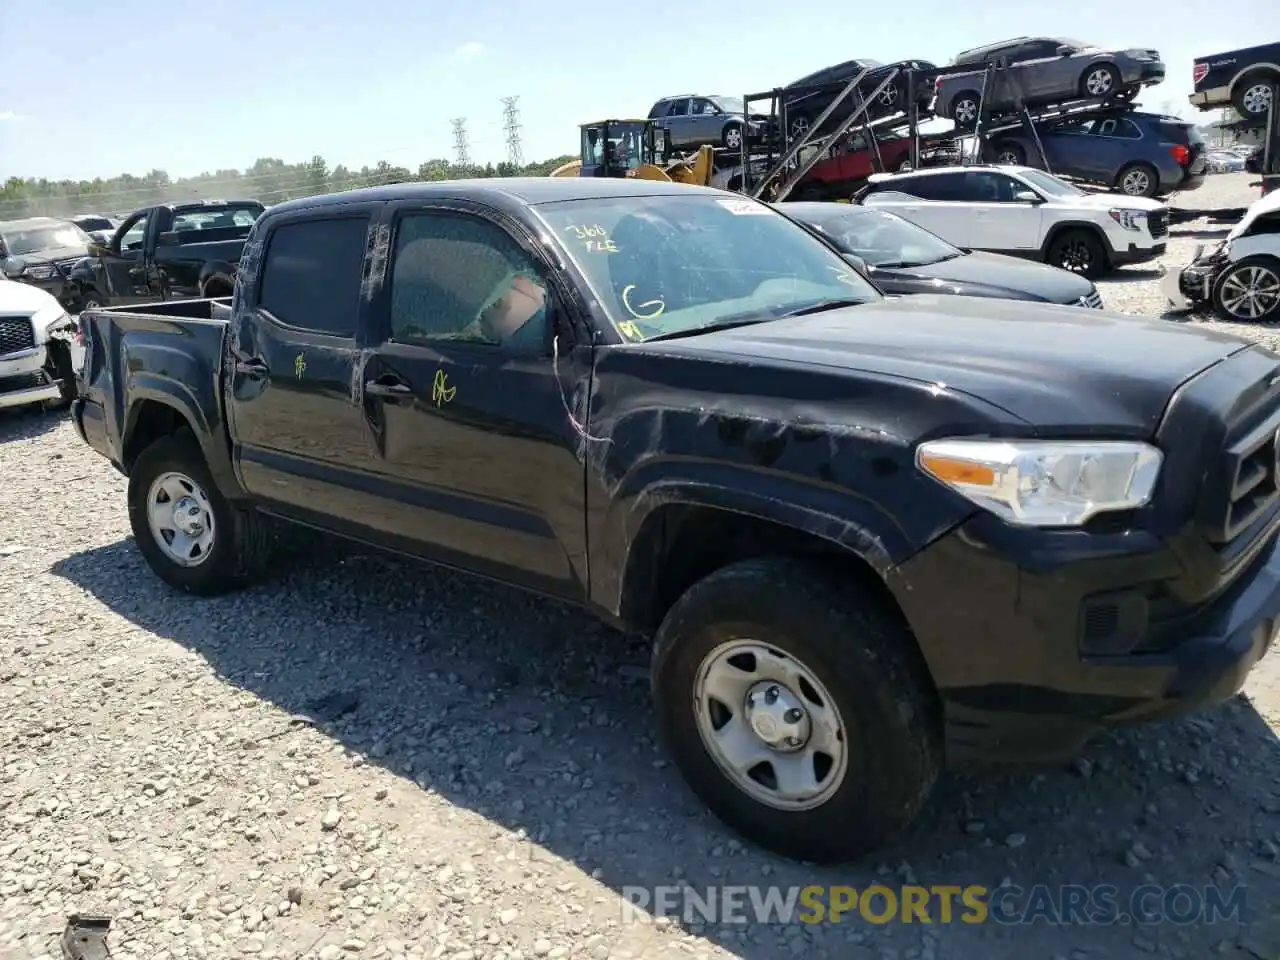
[127, 429, 274, 595]
[993, 141, 1025, 165]
[1046, 228, 1108, 279]
[1232, 70, 1277, 119]
[1115, 161, 1160, 199]
[43, 342, 77, 412]
[721, 124, 744, 151]
[1079, 63, 1121, 99]
[650, 557, 942, 863]
[1211, 255, 1280, 323]
[951, 92, 981, 129]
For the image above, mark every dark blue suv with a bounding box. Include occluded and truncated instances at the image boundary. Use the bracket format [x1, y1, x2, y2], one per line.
[983, 109, 1207, 199]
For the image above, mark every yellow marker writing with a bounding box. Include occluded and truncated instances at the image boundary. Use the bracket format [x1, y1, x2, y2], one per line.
[616, 320, 643, 341]
[294, 353, 306, 378]
[621, 284, 665, 320]
[431, 369, 456, 407]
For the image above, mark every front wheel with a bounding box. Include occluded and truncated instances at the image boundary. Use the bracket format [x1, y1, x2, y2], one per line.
[127, 429, 275, 595]
[1212, 256, 1280, 322]
[721, 124, 743, 150]
[1046, 228, 1108, 279]
[651, 557, 942, 863]
[1080, 63, 1121, 99]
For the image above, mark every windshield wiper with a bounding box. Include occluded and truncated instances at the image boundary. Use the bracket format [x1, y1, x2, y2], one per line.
[642, 315, 778, 343]
[776, 297, 867, 318]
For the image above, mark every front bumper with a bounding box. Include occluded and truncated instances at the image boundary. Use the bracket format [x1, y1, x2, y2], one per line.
[892, 513, 1280, 766]
[1166, 245, 1227, 310]
[1110, 240, 1165, 266]
[1136, 62, 1166, 85]
[0, 346, 61, 410]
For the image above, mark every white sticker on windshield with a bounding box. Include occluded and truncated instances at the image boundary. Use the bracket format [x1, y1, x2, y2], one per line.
[716, 198, 769, 215]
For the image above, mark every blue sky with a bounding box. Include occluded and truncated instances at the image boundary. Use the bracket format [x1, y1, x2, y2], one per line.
[0, 0, 1271, 183]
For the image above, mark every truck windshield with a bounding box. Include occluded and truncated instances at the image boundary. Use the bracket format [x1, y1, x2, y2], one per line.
[533, 194, 881, 342]
[3, 223, 92, 255]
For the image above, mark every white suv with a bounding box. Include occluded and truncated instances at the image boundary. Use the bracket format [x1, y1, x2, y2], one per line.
[855, 165, 1169, 278]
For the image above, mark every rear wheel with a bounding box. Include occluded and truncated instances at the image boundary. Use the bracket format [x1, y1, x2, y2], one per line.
[1116, 162, 1159, 198]
[1212, 256, 1280, 322]
[1046, 228, 1108, 278]
[994, 141, 1025, 165]
[651, 557, 942, 863]
[951, 92, 981, 129]
[127, 430, 275, 595]
[1079, 63, 1121, 99]
[1233, 71, 1277, 119]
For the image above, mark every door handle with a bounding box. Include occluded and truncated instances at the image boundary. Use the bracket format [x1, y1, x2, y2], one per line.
[234, 359, 269, 376]
[364, 379, 411, 397]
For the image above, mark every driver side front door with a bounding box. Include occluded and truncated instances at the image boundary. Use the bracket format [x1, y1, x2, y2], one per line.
[100, 212, 159, 305]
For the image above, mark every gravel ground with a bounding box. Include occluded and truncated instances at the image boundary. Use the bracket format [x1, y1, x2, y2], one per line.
[2, 172, 1279, 960]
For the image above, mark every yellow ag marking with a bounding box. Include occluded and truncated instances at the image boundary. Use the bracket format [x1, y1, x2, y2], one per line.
[294, 353, 306, 378]
[827, 266, 861, 288]
[621, 284, 665, 320]
[432, 369, 456, 407]
[616, 320, 643, 341]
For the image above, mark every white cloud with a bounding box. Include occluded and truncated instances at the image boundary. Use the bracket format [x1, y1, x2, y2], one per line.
[0, 112, 23, 121]
[454, 41, 483, 58]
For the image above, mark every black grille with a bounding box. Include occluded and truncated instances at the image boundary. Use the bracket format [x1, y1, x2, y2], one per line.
[1149, 210, 1169, 239]
[0, 317, 36, 355]
[1207, 408, 1280, 550]
[0, 370, 49, 393]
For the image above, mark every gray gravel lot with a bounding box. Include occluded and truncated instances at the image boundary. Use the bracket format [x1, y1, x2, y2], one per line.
[2, 172, 1279, 960]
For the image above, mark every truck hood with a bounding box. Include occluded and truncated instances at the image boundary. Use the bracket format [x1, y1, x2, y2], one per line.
[652, 294, 1254, 436]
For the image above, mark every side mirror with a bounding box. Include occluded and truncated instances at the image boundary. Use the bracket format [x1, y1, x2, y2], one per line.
[1013, 190, 1042, 204]
[842, 253, 871, 277]
[86, 241, 107, 256]
[1056, 45, 1073, 57]
[2, 256, 26, 279]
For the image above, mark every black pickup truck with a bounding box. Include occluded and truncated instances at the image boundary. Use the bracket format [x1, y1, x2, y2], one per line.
[72, 178, 1280, 863]
[62, 199, 265, 313]
[1190, 42, 1280, 120]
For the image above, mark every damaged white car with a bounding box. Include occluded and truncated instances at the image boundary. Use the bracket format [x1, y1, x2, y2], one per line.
[0, 277, 84, 413]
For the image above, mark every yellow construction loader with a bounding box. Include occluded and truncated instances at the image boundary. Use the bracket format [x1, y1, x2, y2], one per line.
[550, 119, 716, 187]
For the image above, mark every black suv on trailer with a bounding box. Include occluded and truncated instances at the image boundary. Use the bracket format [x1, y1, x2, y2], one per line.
[73, 178, 1280, 864]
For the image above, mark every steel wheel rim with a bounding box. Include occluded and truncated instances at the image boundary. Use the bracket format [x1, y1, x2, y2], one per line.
[693, 639, 848, 811]
[146, 471, 216, 567]
[1220, 265, 1280, 320]
[1057, 239, 1094, 272]
[955, 100, 977, 124]
[1085, 69, 1114, 96]
[1242, 84, 1273, 115]
[724, 127, 742, 149]
[1122, 169, 1151, 195]
[999, 149, 1020, 164]
[791, 116, 810, 137]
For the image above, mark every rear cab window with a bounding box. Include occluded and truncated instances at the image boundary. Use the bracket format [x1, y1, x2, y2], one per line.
[257, 216, 370, 337]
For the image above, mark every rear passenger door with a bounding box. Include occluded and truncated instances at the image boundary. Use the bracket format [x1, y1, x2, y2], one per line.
[356, 201, 590, 599]
[863, 172, 971, 245]
[225, 203, 386, 530]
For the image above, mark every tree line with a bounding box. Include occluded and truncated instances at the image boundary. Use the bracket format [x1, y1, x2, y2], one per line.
[0, 153, 578, 220]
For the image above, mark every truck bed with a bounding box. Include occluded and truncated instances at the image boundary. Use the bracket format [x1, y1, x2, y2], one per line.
[75, 297, 233, 474]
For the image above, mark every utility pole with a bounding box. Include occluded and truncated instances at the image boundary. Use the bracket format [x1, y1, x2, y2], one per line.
[451, 118, 471, 171]
[500, 96, 524, 168]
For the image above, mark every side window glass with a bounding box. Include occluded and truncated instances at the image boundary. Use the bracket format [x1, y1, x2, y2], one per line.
[1114, 118, 1142, 139]
[389, 213, 549, 354]
[258, 216, 369, 337]
[904, 174, 962, 201]
[119, 215, 148, 253]
[668, 99, 689, 117]
[963, 172, 1020, 202]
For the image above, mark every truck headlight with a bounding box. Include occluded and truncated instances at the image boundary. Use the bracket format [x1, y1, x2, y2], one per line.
[1108, 209, 1146, 231]
[916, 439, 1163, 526]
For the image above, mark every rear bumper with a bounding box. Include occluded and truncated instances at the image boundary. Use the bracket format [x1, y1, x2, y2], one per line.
[892, 514, 1280, 766]
[1189, 87, 1231, 109]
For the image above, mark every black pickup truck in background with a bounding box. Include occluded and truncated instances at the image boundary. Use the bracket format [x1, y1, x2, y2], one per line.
[62, 199, 264, 313]
[71, 178, 1280, 864]
[1190, 41, 1280, 120]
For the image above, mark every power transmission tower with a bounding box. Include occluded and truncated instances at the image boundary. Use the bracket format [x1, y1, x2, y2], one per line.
[451, 118, 471, 170]
[500, 96, 524, 168]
